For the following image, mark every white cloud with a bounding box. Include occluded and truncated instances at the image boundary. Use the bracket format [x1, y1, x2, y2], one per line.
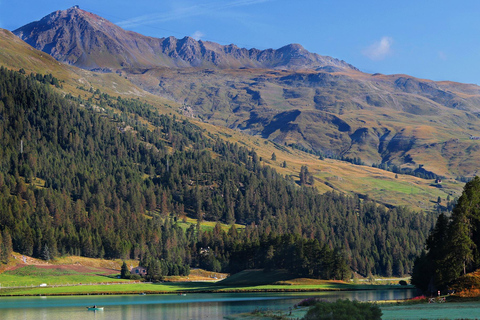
[438, 51, 447, 61]
[362, 36, 393, 61]
[118, 0, 273, 28]
[192, 30, 205, 41]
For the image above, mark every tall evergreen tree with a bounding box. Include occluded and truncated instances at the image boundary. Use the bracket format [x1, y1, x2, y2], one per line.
[41, 244, 51, 261]
[121, 261, 130, 279]
[447, 177, 480, 276]
[412, 177, 480, 291]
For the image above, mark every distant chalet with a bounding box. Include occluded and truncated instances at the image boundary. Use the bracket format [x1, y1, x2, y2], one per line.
[131, 266, 147, 276]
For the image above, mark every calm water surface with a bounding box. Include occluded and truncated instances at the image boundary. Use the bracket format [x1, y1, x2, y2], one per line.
[0, 289, 415, 320]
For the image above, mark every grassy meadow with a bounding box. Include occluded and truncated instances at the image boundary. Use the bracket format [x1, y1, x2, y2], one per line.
[0, 265, 127, 287]
[176, 216, 245, 233]
[0, 278, 407, 296]
[0, 263, 409, 296]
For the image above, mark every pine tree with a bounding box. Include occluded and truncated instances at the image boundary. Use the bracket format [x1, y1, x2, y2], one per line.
[447, 177, 480, 276]
[426, 213, 450, 288]
[41, 244, 51, 261]
[2, 230, 12, 262]
[411, 251, 433, 293]
[121, 261, 130, 279]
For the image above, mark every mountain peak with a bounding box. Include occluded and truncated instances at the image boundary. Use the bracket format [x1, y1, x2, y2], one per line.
[13, 8, 357, 72]
[281, 43, 305, 51]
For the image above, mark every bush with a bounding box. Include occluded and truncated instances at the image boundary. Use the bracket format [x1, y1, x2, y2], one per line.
[451, 271, 480, 296]
[128, 274, 143, 281]
[303, 299, 382, 320]
[296, 297, 322, 307]
[399, 280, 408, 286]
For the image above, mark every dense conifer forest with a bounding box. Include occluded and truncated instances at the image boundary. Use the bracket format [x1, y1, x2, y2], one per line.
[412, 177, 480, 292]
[0, 67, 437, 278]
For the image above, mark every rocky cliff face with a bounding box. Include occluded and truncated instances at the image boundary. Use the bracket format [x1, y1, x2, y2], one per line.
[13, 6, 357, 72]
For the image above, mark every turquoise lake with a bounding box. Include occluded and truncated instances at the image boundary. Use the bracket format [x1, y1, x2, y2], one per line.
[0, 289, 415, 319]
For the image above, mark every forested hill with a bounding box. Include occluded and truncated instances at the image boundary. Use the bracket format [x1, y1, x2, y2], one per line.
[0, 66, 436, 277]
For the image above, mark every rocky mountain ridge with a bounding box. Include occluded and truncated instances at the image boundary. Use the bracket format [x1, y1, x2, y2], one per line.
[13, 6, 356, 72]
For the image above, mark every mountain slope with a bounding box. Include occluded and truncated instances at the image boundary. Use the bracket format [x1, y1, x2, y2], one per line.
[3, 25, 462, 212]
[125, 67, 480, 178]
[13, 6, 356, 72]
[0, 28, 73, 77]
[0, 19, 463, 279]
[12, 8, 480, 179]
[0, 66, 438, 277]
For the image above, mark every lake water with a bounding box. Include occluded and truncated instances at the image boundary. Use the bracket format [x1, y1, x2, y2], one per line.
[0, 289, 415, 320]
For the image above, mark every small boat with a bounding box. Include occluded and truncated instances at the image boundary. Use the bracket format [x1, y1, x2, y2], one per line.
[139, 292, 146, 295]
[87, 306, 104, 311]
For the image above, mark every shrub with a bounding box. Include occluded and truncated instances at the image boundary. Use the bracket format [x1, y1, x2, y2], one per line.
[399, 280, 408, 286]
[303, 299, 382, 320]
[296, 297, 323, 307]
[128, 274, 143, 281]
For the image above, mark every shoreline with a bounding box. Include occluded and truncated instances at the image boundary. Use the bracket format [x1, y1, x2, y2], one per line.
[0, 285, 414, 297]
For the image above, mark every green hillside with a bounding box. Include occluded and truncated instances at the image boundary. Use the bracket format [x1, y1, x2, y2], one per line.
[0, 27, 463, 212]
[0, 66, 438, 278]
[217, 269, 296, 286]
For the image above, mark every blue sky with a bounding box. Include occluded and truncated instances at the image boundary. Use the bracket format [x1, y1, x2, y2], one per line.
[2, 0, 480, 84]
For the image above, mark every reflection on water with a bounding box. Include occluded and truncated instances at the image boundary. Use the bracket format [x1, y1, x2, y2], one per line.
[0, 289, 415, 320]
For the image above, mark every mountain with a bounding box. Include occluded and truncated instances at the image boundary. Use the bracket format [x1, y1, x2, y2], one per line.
[12, 7, 480, 179]
[124, 67, 480, 178]
[2, 7, 475, 281]
[13, 6, 356, 72]
[2, 25, 461, 212]
[0, 15, 468, 279]
[0, 27, 171, 101]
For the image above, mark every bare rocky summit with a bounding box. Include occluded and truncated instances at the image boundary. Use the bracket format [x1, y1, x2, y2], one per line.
[13, 6, 356, 72]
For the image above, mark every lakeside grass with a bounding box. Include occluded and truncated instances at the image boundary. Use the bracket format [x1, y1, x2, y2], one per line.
[228, 299, 480, 320]
[0, 265, 129, 287]
[225, 307, 309, 320]
[0, 265, 411, 296]
[0, 279, 410, 296]
[380, 300, 480, 320]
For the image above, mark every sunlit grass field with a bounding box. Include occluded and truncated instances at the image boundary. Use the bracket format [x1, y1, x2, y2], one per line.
[0, 280, 407, 296]
[176, 217, 245, 233]
[0, 265, 128, 287]
[0, 267, 410, 296]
